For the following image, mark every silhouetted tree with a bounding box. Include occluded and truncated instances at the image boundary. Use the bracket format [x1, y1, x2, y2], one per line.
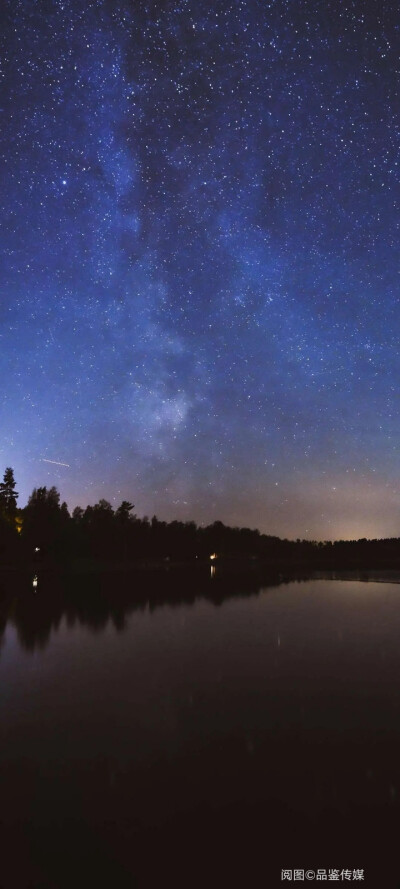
[115, 501, 135, 522]
[0, 467, 18, 518]
[27, 486, 60, 510]
[115, 501, 135, 560]
[60, 501, 70, 520]
[80, 500, 117, 559]
[23, 486, 66, 558]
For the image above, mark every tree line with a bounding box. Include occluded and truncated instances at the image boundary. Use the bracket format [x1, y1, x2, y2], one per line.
[1, 466, 400, 569]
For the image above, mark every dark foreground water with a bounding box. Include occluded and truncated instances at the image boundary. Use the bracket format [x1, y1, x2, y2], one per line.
[1, 570, 400, 888]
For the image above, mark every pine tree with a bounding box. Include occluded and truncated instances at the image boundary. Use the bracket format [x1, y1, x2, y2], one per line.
[0, 467, 18, 517]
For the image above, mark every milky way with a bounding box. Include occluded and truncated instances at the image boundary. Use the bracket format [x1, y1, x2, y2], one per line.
[1, 0, 398, 539]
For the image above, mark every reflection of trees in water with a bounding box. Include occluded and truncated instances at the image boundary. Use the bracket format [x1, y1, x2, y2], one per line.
[12, 589, 62, 652]
[0, 615, 7, 655]
[0, 579, 18, 657]
[0, 568, 307, 653]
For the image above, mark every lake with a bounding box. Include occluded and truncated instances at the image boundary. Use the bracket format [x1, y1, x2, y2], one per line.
[1, 570, 399, 887]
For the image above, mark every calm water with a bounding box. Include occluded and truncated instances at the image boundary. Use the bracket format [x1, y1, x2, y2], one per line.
[1, 570, 400, 887]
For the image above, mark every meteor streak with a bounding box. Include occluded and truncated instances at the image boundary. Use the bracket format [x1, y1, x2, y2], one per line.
[41, 458, 70, 468]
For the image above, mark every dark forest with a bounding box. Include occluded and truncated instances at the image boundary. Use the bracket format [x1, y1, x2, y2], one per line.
[1, 468, 400, 572]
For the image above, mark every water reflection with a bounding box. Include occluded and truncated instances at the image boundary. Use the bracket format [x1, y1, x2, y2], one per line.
[1, 570, 400, 886]
[0, 566, 306, 653]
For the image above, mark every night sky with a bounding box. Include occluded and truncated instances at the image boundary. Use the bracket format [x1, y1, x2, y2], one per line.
[1, 0, 398, 540]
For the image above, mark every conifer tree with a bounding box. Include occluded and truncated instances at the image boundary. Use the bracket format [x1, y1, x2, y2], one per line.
[0, 467, 18, 517]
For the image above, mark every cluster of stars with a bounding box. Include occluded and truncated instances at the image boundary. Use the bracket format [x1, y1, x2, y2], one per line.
[0, 0, 398, 539]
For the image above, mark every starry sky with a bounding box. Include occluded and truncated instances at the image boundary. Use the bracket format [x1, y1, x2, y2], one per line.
[1, 0, 399, 540]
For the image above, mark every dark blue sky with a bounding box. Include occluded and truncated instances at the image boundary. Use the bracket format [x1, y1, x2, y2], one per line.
[1, 0, 398, 539]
